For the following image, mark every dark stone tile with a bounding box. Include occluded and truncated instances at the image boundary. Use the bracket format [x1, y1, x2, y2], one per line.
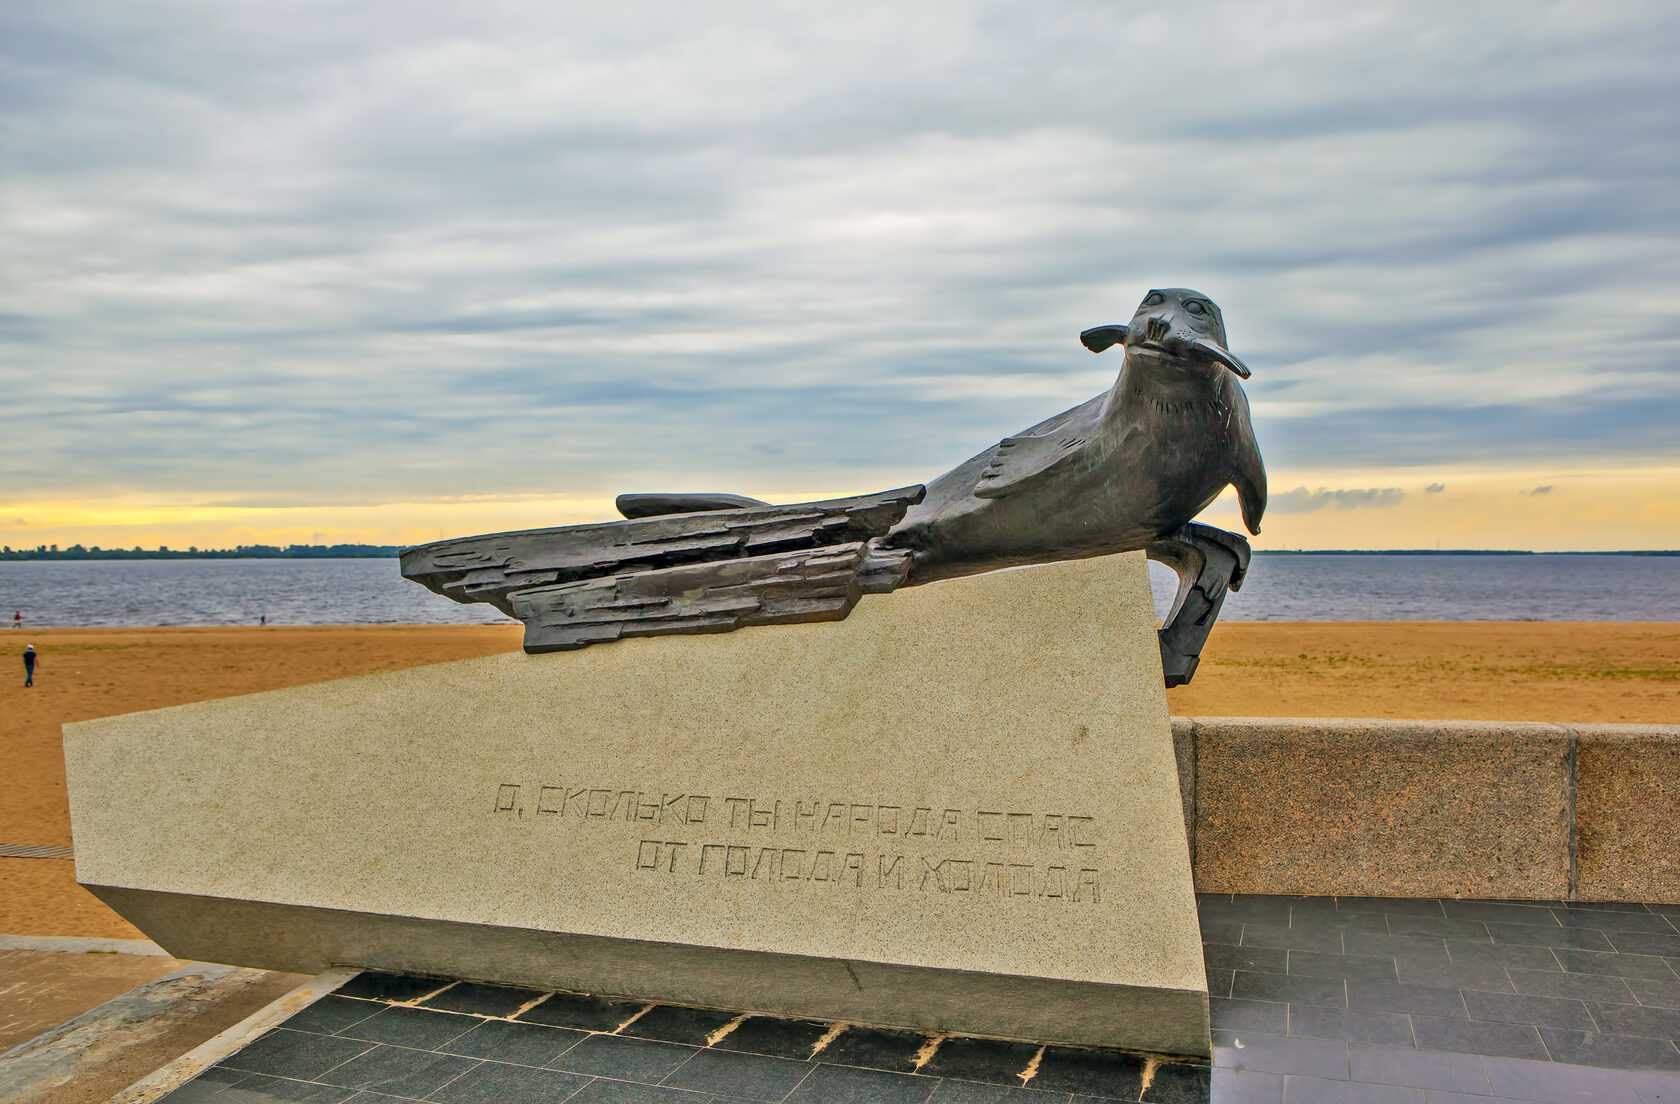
[1234, 972, 1348, 1009]
[619, 1005, 741, 1046]
[1213, 1033, 1349, 1080]
[1588, 1001, 1680, 1039]
[344, 1093, 424, 1103]
[1209, 969, 1236, 998]
[1212, 998, 1291, 1034]
[918, 1037, 1042, 1086]
[1345, 1045, 1489, 1094]
[336, 973, 451, 1004]
[169, 1075, 355, 1103]
[929, 1081, 1072, 1103]
[1280, 1075, 1422, 1102]
[565, 1080, 720, 1103]
[1538, 1028, 1680, 1070]
[1487, 924, 1615, 952]
[1509, 969, 1636, 1003]
[1346, 983, 1466, 1019]
[154, 1080, 233, 1103]
[550, 1033, 699, 1083]
[313, 1044, 478, 1097]
[1289, 953, 1399, 985]
[1210, 1067, 1283, 1104]
[438, 1018, 585, 1066]
[1555, 949, 1680, 981]
[661, 1047, 815, 1100]
[336, 1008, 478, 1051]
[1142, 1061, 1213, 1103]
[786, 1063, 935, 1103]
[290, 996, 384, 1036]
[1444, 942, 1558, 971]
[1203, 896, 1301, 922]
[517, 992, 649, 1032]
[1463, 990, 1595, 1031]
[1206, 943, 1290, 976]
[417, 982, 546, 1018]
[1289, 911, 1391, 936]
[1246, 925, 1345, 954]
[1612, 933, 1680, 960]
[221, 1029, 376, 1080]
[1335, 900, 1448, 919]
[1630, 977, 1680, 1010]
[1560, 901, 1653, 912]
[1393, 960, 1514, 993]
[161, 1066, 250, 1103]
[1440, 903, 1559, 925]
[1202, 920, 1248, 947]
[1382, 918, 1491, 943]
[715, 1016, 832, 1059]
[1409, 1015, 1548, 1060]
[1027, 1045, 1145, 1097]
[816, 1026, 927, 1073]
[426, 1059, 593, 1103]
[1480, 1054, 1643, 1103]
[1625, 1069, 1680, 1104]
[1342, 935, 1451, 964]
[1553, 911, 1680, 935]
[1287, 1007, 1414, 1048]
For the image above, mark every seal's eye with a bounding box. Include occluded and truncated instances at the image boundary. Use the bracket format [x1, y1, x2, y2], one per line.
[1142, 292, 1165, 307]
[1185, 300, 1207, 316]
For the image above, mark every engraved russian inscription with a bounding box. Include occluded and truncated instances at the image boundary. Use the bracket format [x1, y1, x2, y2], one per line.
[488, 782, 1103, 902]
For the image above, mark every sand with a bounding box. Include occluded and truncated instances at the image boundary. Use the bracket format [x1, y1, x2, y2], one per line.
[2, 621, 1675, 938]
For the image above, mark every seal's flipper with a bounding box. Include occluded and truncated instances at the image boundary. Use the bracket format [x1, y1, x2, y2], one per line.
[1080, 324, 1130, 354]
[1146, 523, 1251, 687]
[972, 432, 1089, 500]
[1225, 388, 1267, 535]
[617, 492, 771, 519]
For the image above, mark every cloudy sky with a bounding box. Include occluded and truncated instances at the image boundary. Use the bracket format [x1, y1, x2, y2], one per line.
[3, 0, 1677, 552]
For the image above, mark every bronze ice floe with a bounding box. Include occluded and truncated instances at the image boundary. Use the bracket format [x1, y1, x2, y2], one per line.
[402, 288, 1266, 686]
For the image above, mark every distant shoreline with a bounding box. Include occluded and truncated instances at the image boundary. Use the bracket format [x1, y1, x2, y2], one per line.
[0, 544, 400, 561]
[1, 546, 1675, 561]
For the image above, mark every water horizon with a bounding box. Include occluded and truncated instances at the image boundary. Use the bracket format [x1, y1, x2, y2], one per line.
[2, 553, 1677, 628]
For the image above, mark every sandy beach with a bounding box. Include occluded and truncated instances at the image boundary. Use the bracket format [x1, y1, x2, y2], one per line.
[2, 621, 1675, 938]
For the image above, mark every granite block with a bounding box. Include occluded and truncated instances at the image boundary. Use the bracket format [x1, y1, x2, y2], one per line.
[65, 552, 1209, 1056]
[1189, 720, 1572, 899]
[1575, 726, 1680, 905]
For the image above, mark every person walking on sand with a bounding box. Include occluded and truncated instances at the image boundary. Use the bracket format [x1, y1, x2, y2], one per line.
[23, 644, 38, 687]
[11, 611, 19, 629]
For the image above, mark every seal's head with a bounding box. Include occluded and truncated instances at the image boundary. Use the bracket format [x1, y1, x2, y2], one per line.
[1080, 287, 1250, 378]
[1130, 287, 1227, 350]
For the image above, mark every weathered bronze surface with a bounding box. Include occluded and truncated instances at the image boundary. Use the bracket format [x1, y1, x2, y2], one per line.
[402, 288, 1267, 684]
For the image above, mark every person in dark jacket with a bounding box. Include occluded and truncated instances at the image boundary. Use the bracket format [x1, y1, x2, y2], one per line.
[23, 644, 38, 687]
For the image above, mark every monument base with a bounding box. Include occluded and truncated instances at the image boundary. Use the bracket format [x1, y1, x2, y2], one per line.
[66, 552, 1209, 1057]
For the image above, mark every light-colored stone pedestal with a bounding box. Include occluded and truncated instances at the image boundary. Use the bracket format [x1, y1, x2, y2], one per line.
[65, 552, 1209, 1056]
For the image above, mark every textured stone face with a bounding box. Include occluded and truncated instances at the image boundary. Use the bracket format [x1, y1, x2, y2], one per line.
[65, 552, 1209, 1056]
[1188, 719, 1574, 899]
[1576, 725, 1680, 903]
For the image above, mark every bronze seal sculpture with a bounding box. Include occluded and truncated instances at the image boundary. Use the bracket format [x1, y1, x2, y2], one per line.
[402, 288, 1267, 685]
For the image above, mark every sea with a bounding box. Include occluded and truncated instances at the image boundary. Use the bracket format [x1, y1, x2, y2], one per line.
[1, 554, 1677, 628]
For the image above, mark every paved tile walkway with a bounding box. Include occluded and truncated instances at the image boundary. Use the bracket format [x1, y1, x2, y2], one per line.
[154, 896, 1680, 1103]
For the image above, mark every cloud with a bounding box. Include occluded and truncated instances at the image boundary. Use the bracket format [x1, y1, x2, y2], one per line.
[1269, 486, 1407, 514]
[1526, 485, 1555, 495]
[0, 1, 1677, 518]
[1425, 483, 1446, 493]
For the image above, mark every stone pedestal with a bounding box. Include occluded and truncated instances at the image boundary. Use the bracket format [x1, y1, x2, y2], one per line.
[65, 552, 1209, 1056]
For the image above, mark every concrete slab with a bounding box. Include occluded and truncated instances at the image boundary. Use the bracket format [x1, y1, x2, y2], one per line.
[64, 552, 1208, 1056]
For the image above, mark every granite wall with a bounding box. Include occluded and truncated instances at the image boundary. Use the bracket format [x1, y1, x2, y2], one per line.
[1172, 718, 1680, 903]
